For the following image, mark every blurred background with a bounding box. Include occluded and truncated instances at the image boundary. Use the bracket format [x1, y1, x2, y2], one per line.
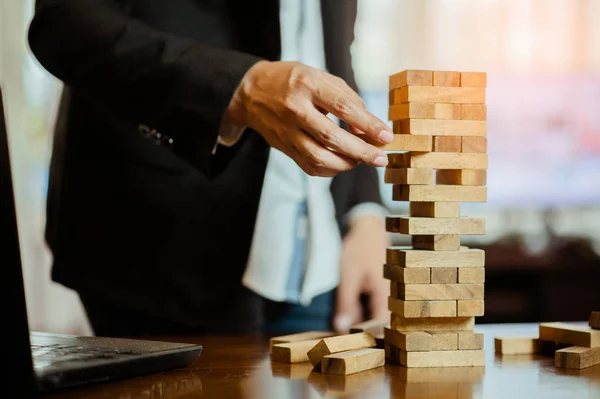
[1, 0, 599, 335]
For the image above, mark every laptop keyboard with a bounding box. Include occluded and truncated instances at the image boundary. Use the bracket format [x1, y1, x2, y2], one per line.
[32, 343, 138, 369]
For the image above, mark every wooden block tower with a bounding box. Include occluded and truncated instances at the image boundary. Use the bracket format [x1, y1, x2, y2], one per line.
[383, 70, 487, 368]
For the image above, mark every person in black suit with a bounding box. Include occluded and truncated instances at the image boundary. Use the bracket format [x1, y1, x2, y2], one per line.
[27, 0, 391, 335]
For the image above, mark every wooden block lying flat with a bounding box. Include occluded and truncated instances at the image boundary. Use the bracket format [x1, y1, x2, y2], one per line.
[385, 328, 432, 351]
[393, 119, 487, 137]
[384, 264, 430, 284]
[384, 168, 433, 185]
[270, 331, 335, 352]
[386, 216, 486, 235]
[350, 319, 388, 335]
[461, 104, 487, 121]
[433, 136, 462, 152]
[431, 267, 458, 284]
[457, 300, 485, 317]
[388, 296, 456, 318]
[434, 71, 460, 87]
[437, 169, 487, 186]
[391, 315, 475, 332]
[386, 247, 485, 268]
[590, 312, 600, 329]
[389, 103, 435, 120]
[458, 268, 485, 283]
[555, 346, 600, 369]
[390, 86, 486, 105]
[539, 322, 600, 347]
[389, 70, 433, 90]
[494, 337, 543, 355]
[410, 202, 460, 218]
[321, 348, 385, 375]
[460, 72, 487, 87]
[399, 349, 485, 368]
[388, 152, 488, 169]
[307, 333, 377, 366]
[412, 235, 461, 251]
[458, 332, 484, 350]
[366, 134, 432, 151]
[397, 284, 484, 301]
[428, 331, 459, 351]
[394, 184, 487, 202]
[272, 339, 321, 363]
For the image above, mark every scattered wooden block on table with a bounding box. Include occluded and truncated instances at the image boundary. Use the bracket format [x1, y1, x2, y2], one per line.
[384, 264, 431, 284]
[386, 216, 486, 235]
[461, 104, 487, 121]
[458, 267, 485, 283]
[430, 267, 459, 284]
[433, 136, 462, 152]
[384, 168, 433, 185]
[494, 337, 543, 355]
[399, 349, 485, 368]
[396, 284, 484, 301]
[385, 328, 432, 351]
[270, 331, 335, 352]
[428, 331, 459, 351]
[457, 300, 485, 317]
[389, 70, 433, 89]
[410, 202, 460, 218]
[412, 235, 461, 251]
[461, 136, 487, 154]
[393, 119, 487, 137]
[437, 169, 487, 186]
[389, 103, 435, 120]
[307, 333, 378, 367]
[388, 152, 488, 169]
[321, 348, 385, 375]
[460, 72, 487, 87]
[539, 322, 600, 347]
[388, 296, 457, 318]
[590, 312, 600, 329]
[391, 315, 475, 332]
[390, 86, 486, 105]
[458, 332, 484, 350]
[271, 339, 321, 363]
[386, 247, 485, 268]
[365, 134, 432, 151]
[555, 346, 600, 369]
[433, 71, 460, 87]
[393, 184, 487, 202]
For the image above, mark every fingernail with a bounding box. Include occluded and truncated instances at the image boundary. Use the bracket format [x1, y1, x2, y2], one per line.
[333, 313, 352, 332]
[373, 155, 388, 167]
[378, 130, 393, 144]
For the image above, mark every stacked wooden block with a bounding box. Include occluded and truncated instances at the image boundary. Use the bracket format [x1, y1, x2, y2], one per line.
[383, 70, 487, 368]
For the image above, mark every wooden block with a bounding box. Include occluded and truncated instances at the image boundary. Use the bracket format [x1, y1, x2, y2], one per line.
[388, 152, 488, 169]
[386, 247, 484, 268]
[384, 168, 433, 185]
[458, 268, 485, 283]
[321, 348, 385, 375]
[461, 136, 487, 152]
[393, 365, 485, 383]
[386, 216, 486, 235]
[270, 331, 335, 352]
[460, 72, 487, 87]
[435, 103, 462, 120]
[410, 202, 460, 218]
[350, 319, 388, 335]
[457, 300, 485, 317]
[385, 328, 432, 351]
[494, 337, 543, 355]
[365, 134, 432, 151]
[437, 169, 487, 186]
[434, 71, 460, 87]
[589, 312, 600, 329]
[391, 315, 475, 332]
[433, 136, 462, 152]
[428, 331, 459, 351]
[389, 103, 435, 120]
[384, 264, 430, 284]
[398, 284, 484, 301]
[271, 339, 321, 363]
[390, 281, 399, 298]
[307, 333, 377, 367]
[539, 322, 600, 347]
[393, 119, 487, 137]
[399, 349, 485, 367]
[458, 332, 484, 350]
[412, 235, 461, 251]
[390, 86, 486, 105]
[393, 185, 487, 202]
[388, 296, 457, 318]
[389, 70, 433, 90]
[555, 346, 600, 369]
[461, 105, 487, 121]
[431, 268, 458, 284]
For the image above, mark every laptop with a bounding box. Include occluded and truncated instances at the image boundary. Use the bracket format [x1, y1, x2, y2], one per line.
[0, 88, 202, 397]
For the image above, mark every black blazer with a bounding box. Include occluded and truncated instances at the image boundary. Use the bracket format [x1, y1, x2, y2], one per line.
[28, 0, 382, 331]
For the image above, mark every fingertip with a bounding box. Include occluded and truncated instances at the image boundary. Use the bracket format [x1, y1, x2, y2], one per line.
[373, 156, 388, 167]
[377, 130, 394, 144]
[333, 313, 352, 333]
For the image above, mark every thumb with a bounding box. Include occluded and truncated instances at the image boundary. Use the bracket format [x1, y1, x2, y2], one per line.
[333, 274, 362, 333]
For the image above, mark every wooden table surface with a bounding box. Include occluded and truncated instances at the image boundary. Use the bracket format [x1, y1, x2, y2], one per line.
[41, 323, 600, 399]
